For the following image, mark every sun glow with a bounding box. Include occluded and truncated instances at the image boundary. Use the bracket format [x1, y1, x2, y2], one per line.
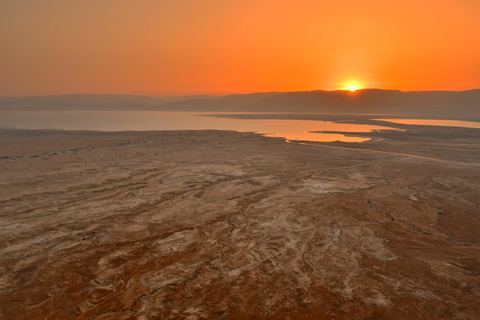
[342, 80, 363, 92]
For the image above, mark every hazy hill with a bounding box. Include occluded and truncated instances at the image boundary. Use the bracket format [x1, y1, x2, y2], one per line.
[157, 89, 480, 119]
[0, 94, 215, 111]
[1, 90, 479, 119]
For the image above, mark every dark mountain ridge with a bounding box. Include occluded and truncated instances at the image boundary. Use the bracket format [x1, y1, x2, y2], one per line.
[157, 89, 480, 119]
[1, 89, 479, 119]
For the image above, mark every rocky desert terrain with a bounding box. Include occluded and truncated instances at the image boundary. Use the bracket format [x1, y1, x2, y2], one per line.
[1, 124, 479, 319]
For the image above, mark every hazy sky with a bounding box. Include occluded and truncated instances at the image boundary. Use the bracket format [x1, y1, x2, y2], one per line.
[1, 0, 480, 96]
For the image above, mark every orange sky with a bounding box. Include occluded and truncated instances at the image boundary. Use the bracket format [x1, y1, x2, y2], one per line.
[1, 0, 480, 96]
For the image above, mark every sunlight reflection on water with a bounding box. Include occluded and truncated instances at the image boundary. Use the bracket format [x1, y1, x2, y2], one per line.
[375, 119, 480, 129]
[0, 111, 397, 142]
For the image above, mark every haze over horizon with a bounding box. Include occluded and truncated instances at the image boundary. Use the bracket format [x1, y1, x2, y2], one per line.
[1, 0, 480, 97]
[3, 87, 480, 99]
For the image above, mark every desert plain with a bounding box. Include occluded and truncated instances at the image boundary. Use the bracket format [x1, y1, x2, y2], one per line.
[1, 120, 480, 319]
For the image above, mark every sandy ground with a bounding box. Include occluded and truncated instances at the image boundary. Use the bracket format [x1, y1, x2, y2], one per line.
[0, 126, 480, 319]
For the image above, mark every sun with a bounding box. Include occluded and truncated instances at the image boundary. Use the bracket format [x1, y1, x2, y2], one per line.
[342, 80, 363, 92]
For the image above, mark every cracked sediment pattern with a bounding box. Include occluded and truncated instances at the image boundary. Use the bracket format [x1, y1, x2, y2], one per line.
[1, 129, 480, 319]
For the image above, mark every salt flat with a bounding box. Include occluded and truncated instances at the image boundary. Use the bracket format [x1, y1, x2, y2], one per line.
[0, 126, 479, 319]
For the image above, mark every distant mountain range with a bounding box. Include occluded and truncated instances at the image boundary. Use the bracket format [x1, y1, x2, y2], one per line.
[1, 89, 480, 119]
[0, 94, 216, 111]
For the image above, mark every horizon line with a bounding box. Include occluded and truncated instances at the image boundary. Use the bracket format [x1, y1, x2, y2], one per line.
[2, 88, 480, 98]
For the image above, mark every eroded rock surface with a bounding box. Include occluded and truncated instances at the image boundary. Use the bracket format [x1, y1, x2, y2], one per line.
[0, 129, 479, 319]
